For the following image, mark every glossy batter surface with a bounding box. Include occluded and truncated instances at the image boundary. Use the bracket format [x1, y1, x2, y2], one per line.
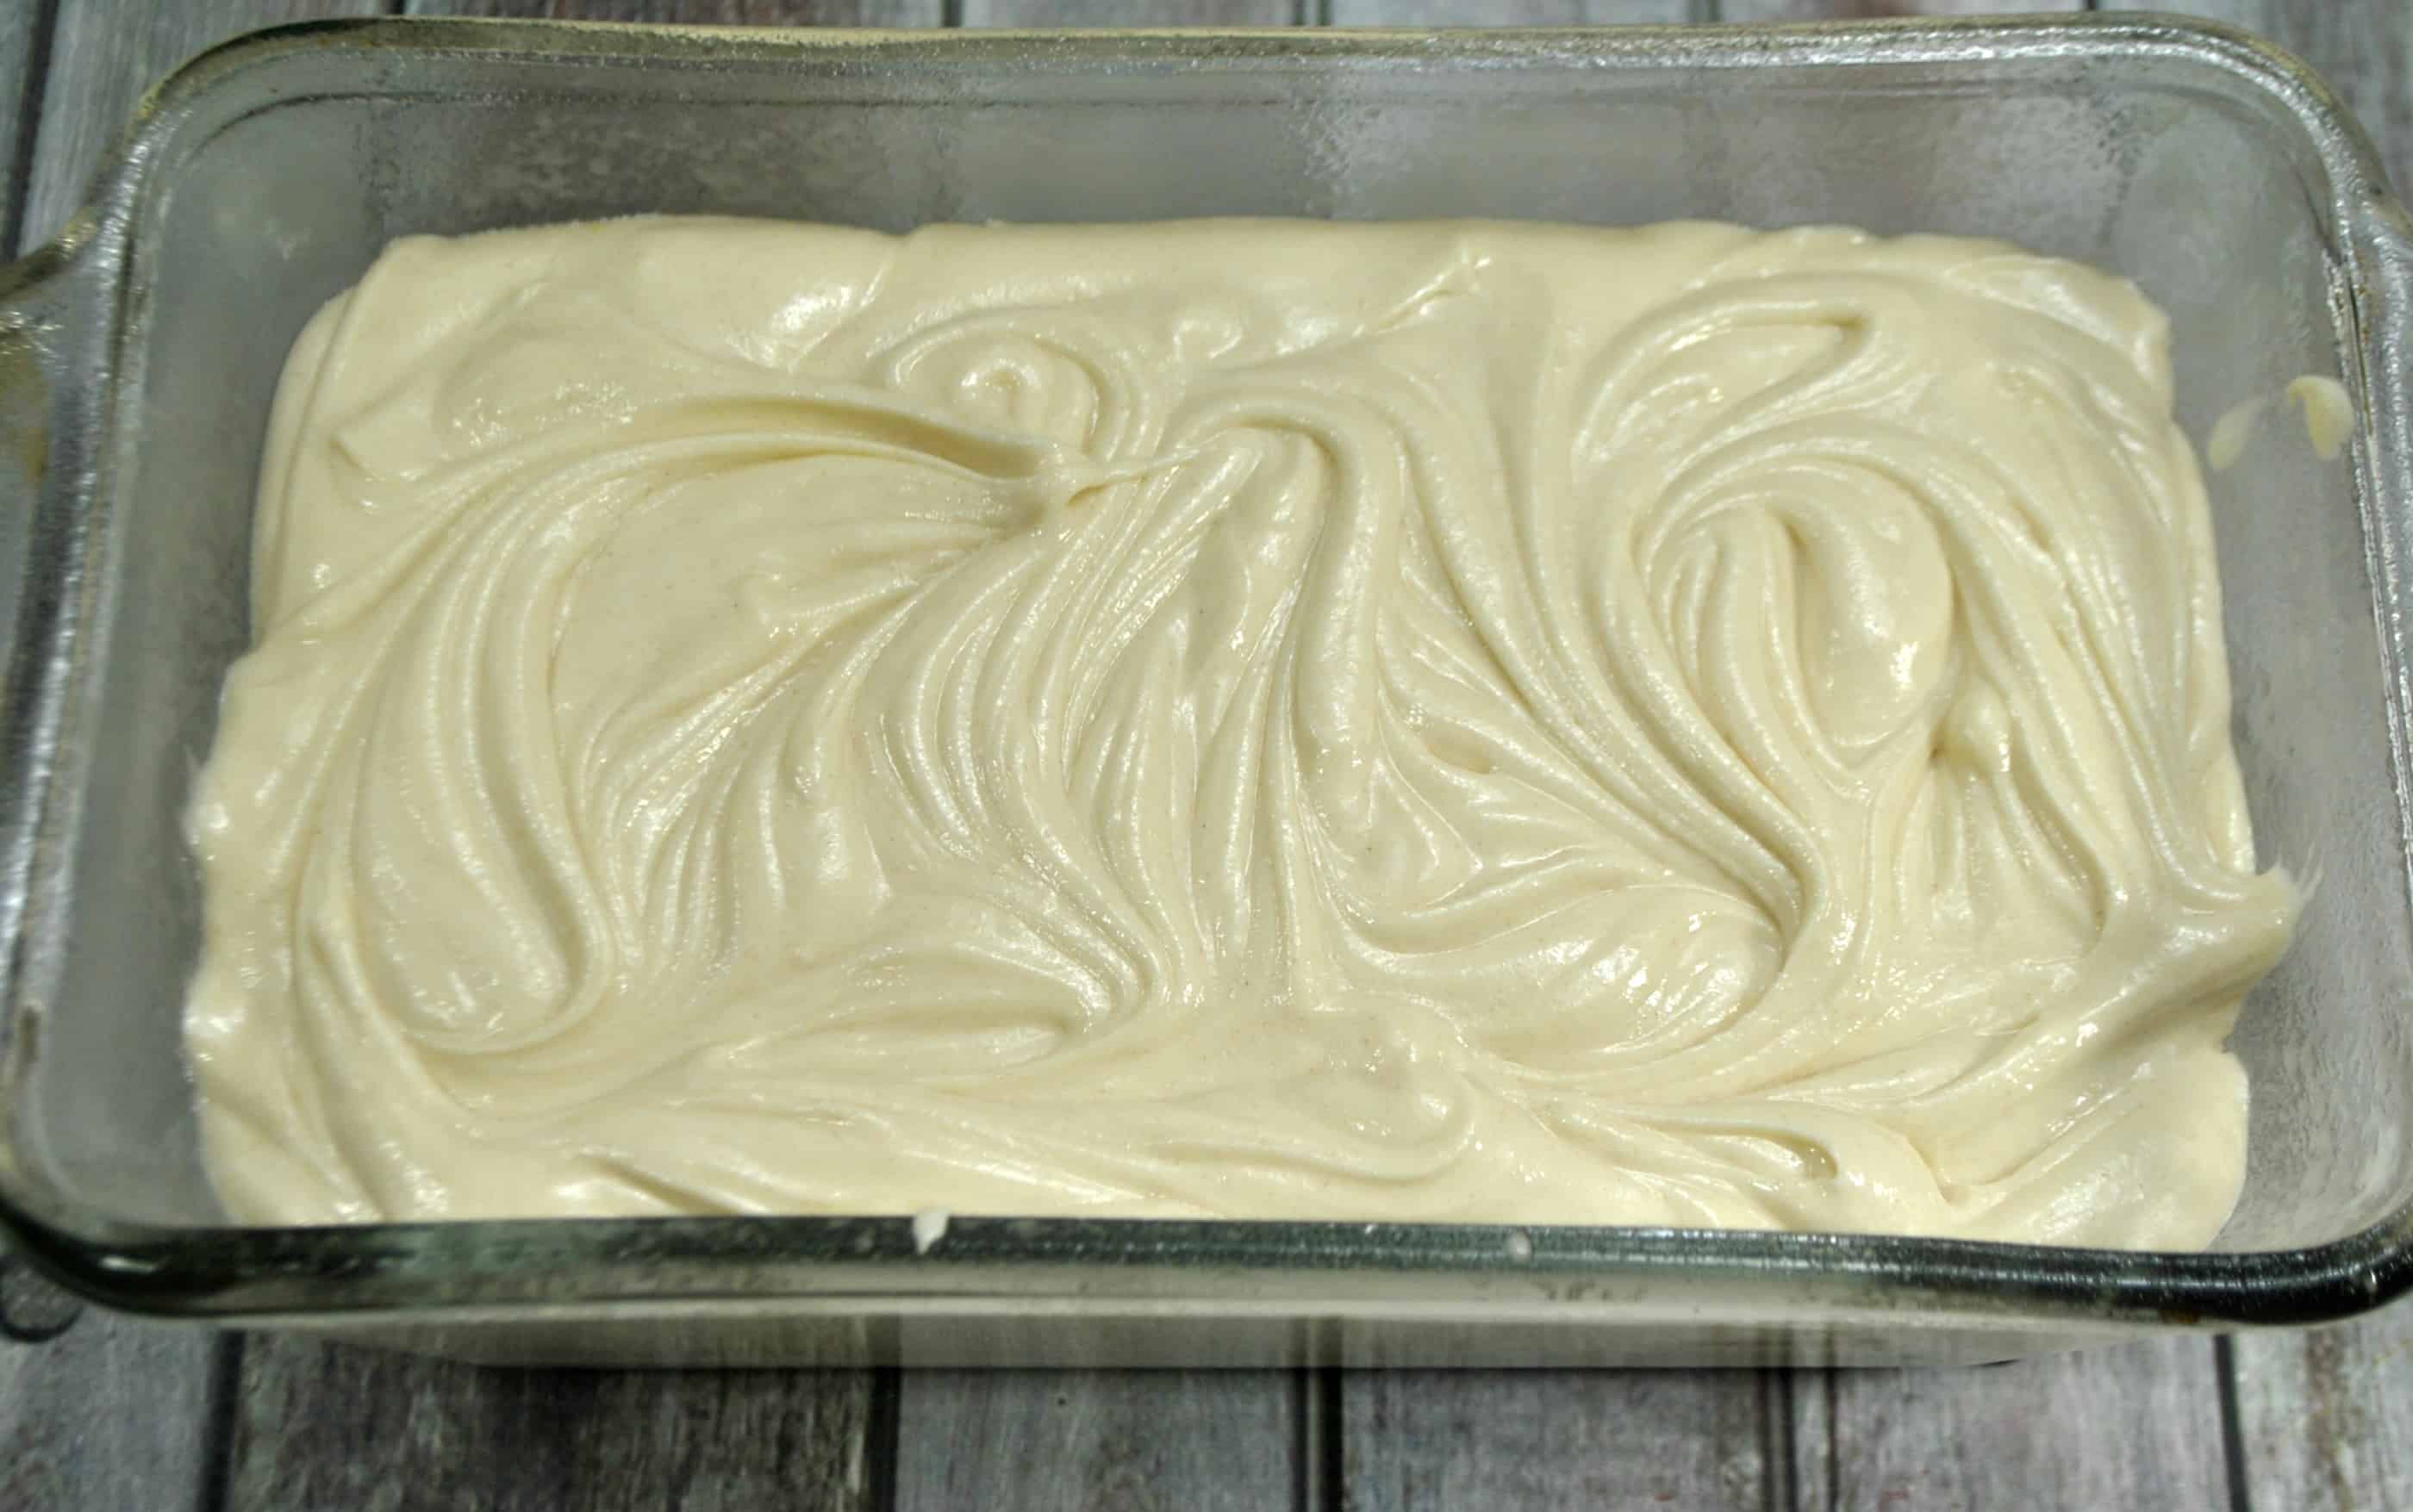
[184, 217, 2296, 1245]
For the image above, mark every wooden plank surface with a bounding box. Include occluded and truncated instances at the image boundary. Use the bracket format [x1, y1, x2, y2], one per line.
[2234, 1325, 2413, 1512]
[958, 0, 1300, 25]
[222, 1335, 878, 1512]
[2139, 0, 2265, 27]
[1344, 1372, 1780, 1511]
[1792, 1340, 2237, 1512]
[2191, 0, 2413, 195]
[1714, 0, 2080, 15]
[895, 1371, 1312, 1511]
[1329, 0, 1690, 22]
[408, 0, 943, 22]
[0, 1316, 227, 1512]
[20, 0, 385, 255]
[0, 0, 40, 252]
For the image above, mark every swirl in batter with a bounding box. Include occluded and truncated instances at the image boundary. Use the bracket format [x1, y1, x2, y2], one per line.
[184, 217, 2297, 1246]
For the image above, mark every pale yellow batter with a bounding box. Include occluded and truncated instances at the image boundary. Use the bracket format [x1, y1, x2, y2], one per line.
[183, 216, 2297, 1246]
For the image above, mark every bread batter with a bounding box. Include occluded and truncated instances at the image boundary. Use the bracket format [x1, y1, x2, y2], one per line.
[183, 217, 2297, 1246]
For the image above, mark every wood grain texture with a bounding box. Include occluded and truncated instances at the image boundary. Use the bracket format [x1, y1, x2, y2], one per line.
[1712, 0, 2081, 16]
[20, 0, 387, 254]
[222, 1334, 876, 1512]
[0, 0, 40, 252]
[958, 0, 1300, 26]
[2214, 0, 2410, 191]
[1329, 0, 1692, 22]
[2233, 1323, 2413, 1512]
[406, 0, 943, 22]
[2135, 0, 2266, 28]
[1343, 1371, 1778, 1511]
[895, 1370, 1309, 1512]
[0, 1319, 226, 1512]
[1791, 1339, 2235, 1512]
[0, 1258, 83, 1344]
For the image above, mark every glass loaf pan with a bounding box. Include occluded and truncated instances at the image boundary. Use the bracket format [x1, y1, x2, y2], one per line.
[0, 16, 2410, 1367]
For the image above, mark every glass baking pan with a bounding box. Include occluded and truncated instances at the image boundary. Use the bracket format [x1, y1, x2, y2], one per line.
[0, 14, 2410, 1367]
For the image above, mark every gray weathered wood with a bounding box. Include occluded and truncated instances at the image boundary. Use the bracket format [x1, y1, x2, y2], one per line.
[1713, 0, 2080, 16]
[1792, 1339, 2235, 1512]
[2140, 0, 2268, 28]
[2216, 0, 2410, 192]
[0, 1315, 225, 1512]
[2233, 1322, 2413, 1512]
[407, 0, 943, 22]
[0, 0, 40, 253]
[896, 1370, 1310, 1511]
[959, 0, 1299, 25]
[1344, 1371, 1778, 1511]
[1330, 0, 1689, 21]
[21, 0, 388, 257]
[223, 1334, 876, 1512]
[0, 1258, 82, 1343]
